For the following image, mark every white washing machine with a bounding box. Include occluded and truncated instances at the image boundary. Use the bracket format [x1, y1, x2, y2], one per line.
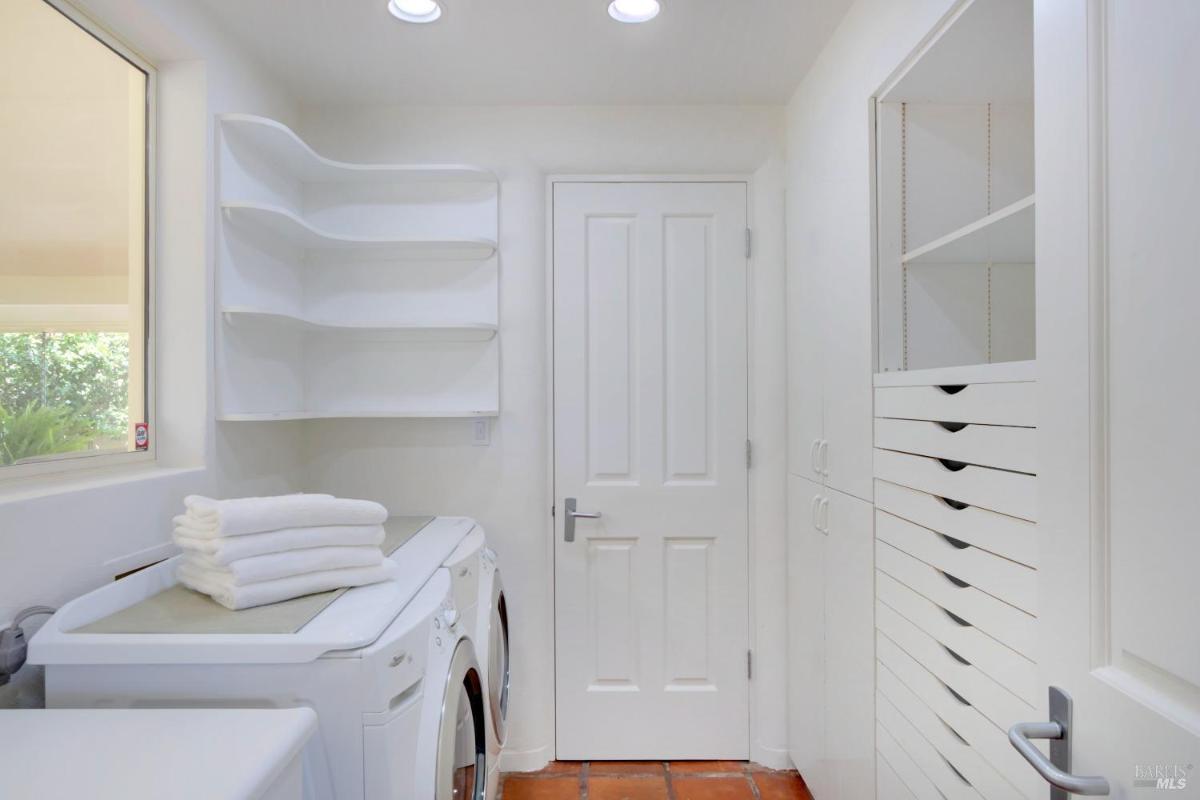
[30, 516, 498, 800]
[475, 547, 510, 797]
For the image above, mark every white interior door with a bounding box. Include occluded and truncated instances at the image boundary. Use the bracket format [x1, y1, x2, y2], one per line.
[552, 180, 750, 760]
[1033, 1, 1200, 795]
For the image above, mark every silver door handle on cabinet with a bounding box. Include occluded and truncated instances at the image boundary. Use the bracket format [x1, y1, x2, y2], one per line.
[1008, 687, 1110, 798]
[563, 497, 601, 543]
[819, 440, 830, 477]
[818, 497, 830, 534]
[810, 439, 821, 475]
[810, 495, 821, 532]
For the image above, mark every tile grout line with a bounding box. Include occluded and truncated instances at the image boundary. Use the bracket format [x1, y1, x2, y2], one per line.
[745, 763, 764, 800]
[580, 761, 590, 799]
[664, 761, 680, 800]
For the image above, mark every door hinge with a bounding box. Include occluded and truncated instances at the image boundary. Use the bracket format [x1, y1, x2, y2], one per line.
[744, 228, 752, 259]
[550, 505, 556, 518]
[746, 439, 752, 469]
[747, 649, 753, 680]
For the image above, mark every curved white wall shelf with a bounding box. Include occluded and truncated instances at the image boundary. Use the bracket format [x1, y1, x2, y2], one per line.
[222, 307, 497, 342]
[222, 202, 497, 261]
[219, 114, 497, 185]
[218, 409, 499, 422]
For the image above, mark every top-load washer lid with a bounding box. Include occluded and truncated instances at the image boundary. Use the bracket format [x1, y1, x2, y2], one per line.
[0, 708, 316, 800]
[29, 516, 478, 666]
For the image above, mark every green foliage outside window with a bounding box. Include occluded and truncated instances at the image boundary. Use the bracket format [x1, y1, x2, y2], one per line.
[0, 332, 130, 465]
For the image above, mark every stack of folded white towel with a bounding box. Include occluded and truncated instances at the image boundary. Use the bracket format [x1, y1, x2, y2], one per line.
[173, 493, 397, 610]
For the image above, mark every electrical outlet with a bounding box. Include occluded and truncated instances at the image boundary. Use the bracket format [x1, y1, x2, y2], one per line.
[472, 417, 491, 446]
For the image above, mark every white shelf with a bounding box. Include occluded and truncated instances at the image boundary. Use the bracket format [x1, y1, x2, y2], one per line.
[222, 307, 497, 342]
[903, 195, 1034, 265]
[218, 409, 498, 422]
[219, 114, 496, 185]
[874, 359, 1035, 387]
[222, 202, 498, 261]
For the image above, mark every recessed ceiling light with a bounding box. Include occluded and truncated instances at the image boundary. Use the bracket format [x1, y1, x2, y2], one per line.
[608, 0, 660, 24]
[387, 0, 442, 24]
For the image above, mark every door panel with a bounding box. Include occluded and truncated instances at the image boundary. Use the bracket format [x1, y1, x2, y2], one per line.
[1035, 0, 1200, 794]
[553, 181, 749, 759]
[786, 181, 826, 482]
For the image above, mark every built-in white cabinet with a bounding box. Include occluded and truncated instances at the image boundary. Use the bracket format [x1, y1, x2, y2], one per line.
[787, 476, 876, 800]
[215, 114, 500, 421]
[786, 185, 875, 503]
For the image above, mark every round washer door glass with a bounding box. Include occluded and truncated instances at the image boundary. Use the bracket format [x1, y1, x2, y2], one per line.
[438, 642, 486, 800]
[488, 588, 510, 739]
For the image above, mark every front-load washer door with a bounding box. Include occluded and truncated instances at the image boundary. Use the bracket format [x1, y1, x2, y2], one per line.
[487, 572, 510, 744]
[438, 640, 486, 800]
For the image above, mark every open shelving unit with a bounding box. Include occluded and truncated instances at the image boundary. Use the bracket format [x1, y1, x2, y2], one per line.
[875, 0, 1035, 374]
[216, 114, 499, 422]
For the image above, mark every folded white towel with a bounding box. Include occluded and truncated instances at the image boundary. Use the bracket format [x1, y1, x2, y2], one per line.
[179, 494, 388, 538]
[177, 559, 400, 611]
[173, 524, 386, 565]
[182, 546, 384, 585]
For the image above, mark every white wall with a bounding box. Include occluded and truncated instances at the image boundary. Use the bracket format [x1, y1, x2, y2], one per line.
[782, 0, 960, 782]
[0, 0, 300, 708]
[296, 105, 788, 769]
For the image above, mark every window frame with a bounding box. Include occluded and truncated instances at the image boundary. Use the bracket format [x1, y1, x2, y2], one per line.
[1, 0, 158, 482]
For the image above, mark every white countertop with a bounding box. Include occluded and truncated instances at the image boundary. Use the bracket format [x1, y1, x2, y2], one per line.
[0, 707, 316, 800]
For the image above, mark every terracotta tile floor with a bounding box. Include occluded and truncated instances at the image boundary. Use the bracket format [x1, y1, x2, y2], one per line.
[499, 761, 814, 800]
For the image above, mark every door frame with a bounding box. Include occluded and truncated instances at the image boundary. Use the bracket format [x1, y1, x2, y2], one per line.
[544, 173, 767, 762]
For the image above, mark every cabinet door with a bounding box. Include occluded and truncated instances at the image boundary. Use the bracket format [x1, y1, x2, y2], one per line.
[786, 474, 826, 785]
[822, 487, 876, 800]
[820, 185, 875, 502]
[786, 188, 826, 483]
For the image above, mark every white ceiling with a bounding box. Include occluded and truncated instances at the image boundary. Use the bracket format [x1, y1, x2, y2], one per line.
[190, 0, 853, 106]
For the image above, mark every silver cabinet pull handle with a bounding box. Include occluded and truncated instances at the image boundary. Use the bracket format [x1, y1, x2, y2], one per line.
[1008, 687, 1110, 798]
[819, 439, 830, 477]
[810, 439, 821, 475]
[563, 497, 601, 543]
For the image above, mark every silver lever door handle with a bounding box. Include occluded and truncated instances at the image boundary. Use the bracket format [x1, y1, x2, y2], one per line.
[1008, 687, 1110, 798]
[563, 497, 601, 543]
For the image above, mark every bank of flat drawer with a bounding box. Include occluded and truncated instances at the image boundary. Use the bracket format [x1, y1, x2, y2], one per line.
[875, 480, 1037, 568]
[875, 382, 1036, 427]
[875, 449, 1036, 521]
[875, 418, 1036, 474]
[877, 511, 1037, 614]
[877, 692, 984, 800]
[878, 723, 946, 800]
[877, 602, 1036, 733]
[877, 571, 1037, 704]
[878, 638, 1044, 800]
[877, 541, 1037, 657]
[879, 667, 1025, 800]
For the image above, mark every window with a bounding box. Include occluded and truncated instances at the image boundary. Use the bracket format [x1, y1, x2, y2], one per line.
[0, 0, 154, 475]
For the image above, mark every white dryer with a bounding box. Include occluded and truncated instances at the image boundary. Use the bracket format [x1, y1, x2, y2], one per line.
[475, 546, 510, 797]
[30, 516, 495, 800]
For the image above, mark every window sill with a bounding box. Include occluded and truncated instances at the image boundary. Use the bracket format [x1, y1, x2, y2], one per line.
[0, 462, 206, 506]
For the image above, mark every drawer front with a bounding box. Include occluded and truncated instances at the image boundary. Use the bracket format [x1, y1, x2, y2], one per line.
[877, 745, 921, 800]
[878, 723, 946, 800]
[877, 693, 984, 800]
[875, 418, 1036, 474]
[878, 638, 1044, 800]
[875, 449, 1036, 521]
[875, 480, 1037, 567]
[877, 511, 1037, 614]
[878, 602, 1036, 733]
[877, 541, 1037, 656]
[875, 382, 1036, 427]
[878, 668, 1025, 800]
[878, 571, 1038, 704]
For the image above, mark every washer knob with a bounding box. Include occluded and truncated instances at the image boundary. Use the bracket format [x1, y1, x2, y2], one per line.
[441, 607, 460, 629]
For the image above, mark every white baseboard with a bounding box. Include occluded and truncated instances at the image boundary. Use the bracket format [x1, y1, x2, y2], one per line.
[498, 743, 552, 773]
[750, 741, 793, 771]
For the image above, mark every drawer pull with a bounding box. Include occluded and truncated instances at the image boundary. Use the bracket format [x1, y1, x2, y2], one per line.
[940, 679, 971, 706]
[940, 570, 971, 588]
[940, 718, 970, 746]
[935, 420, 968, 433]
[940, 533, 970, 550]
[938, 458, 969, 472]
[942, 608, 972, 627]
[936, 495, 970, 511]
[937, 384, 968, 395]
[943, 644, 972, 665]
[941, 754, 973, 785]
